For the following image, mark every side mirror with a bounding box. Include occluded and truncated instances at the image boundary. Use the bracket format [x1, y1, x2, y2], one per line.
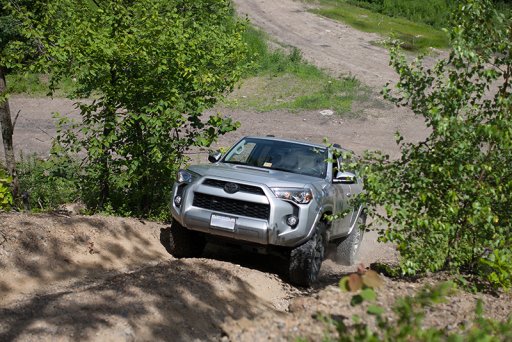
[208, 151, 222, 163]
[333, 171, 356, 184]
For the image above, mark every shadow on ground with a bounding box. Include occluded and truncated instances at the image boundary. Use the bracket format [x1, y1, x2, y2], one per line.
[0, 213, 288, 341]
[0, 260, 267, 341]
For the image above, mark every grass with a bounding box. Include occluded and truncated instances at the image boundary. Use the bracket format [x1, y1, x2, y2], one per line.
[224, 27, 367, 116]
[306, 0, 449, 52]
[7, 26, 368, 116]
[6, 73, 76, 97]
[346, 0, 451, 29]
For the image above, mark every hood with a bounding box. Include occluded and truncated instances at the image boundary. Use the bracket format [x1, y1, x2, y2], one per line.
[188, 163, 324, 189]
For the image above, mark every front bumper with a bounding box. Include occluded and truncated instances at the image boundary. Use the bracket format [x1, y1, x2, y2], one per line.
[171, 177, 319, 247]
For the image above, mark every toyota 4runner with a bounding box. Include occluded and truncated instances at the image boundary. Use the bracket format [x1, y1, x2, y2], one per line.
[170, 136, 365, 286]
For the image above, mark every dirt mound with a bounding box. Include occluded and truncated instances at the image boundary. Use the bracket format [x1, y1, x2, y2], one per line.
[2, 213, 509, 341]
[0, 213, 169, 306]
[0, 213, 294, 341]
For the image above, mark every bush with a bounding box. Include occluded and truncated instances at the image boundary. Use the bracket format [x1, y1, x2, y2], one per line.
[17, 153, 80, 211]
[0, 168, 13, 211]
[347, 0, 453, 29]
[361, 0, 512, 290]
[7, 0, 247, 220]
[330, 280, 512, 341]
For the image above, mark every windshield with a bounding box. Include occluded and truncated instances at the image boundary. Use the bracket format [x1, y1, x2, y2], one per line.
[223, 138, 328, 178]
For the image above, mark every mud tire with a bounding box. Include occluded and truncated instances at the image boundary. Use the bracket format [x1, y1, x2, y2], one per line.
[288, 222, 326, 287]
[336, 214, 365, 266]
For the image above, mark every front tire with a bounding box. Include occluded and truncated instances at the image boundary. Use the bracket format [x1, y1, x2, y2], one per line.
[168, 221, 206, 258]
[288, 222, 326, 287]
[336, 213, 365, 266]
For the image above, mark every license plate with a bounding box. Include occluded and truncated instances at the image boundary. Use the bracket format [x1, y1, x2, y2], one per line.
[210, 214, 236, 230]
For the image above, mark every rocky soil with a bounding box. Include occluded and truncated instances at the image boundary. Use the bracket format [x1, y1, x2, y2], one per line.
[1, 0, 510, 341]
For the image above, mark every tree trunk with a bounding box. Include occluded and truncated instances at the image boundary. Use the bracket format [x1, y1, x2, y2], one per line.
[0, 66, 19, 197]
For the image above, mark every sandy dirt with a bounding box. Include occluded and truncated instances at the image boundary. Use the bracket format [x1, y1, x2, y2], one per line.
[1, 0, 510, 341]
[0, 213, 295, 341]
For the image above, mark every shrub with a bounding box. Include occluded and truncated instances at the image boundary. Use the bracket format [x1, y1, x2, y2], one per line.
[347, 0, 452, 29]
[0, 167, 13, 211]
[331, 280, 512, 341]
[17, 153, 80, 211]
[361, 0, 512, 290]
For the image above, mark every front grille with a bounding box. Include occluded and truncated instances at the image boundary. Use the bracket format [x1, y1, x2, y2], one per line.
[193, 192, 270, 220]
[202, 178, 265, 195]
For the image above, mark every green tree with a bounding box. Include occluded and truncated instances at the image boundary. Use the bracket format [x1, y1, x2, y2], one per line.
[0, 11, 21, 197]
[1, 0, 56, 198]
[362, 0, 512, 289]
[6, 0, 246, 217]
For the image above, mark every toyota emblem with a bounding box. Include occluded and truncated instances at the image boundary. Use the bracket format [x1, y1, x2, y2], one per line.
[224, 182, 239, 194]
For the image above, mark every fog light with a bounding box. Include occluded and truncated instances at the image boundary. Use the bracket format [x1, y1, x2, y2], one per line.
[174, 195, 182, 206]
[286, 215, 299, 227]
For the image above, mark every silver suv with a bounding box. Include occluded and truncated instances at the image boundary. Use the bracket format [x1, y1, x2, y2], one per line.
[170, 136, 365, 286]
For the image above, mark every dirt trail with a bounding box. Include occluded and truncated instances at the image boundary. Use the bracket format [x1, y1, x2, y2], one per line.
[233, 0, 397, 89]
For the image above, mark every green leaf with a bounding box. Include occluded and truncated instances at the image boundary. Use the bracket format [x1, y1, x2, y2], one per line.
[360, 288, 377, 302]
[367, 305, 385, 316]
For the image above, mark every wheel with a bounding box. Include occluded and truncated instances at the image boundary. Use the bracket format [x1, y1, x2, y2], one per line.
[336, 213, 365, 266]
[288, 222, 326, 287]
[168, 220, 206, 258]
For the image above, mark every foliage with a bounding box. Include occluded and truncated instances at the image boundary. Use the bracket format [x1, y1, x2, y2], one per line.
[328, 281, 512, 341]
[3, 24, 365, 116]
[0, 1, 50, 70]
[16, 152, 80, 211]
[5, 73, 76, 96]
[0, 167, 13, 210]
[226, 27, 366, 115]
[339, 267, 385, 308]
[4, 0, 247, 219]
[345, 0, 453, 29]
[0, 13, 19, 51]
[360, 0, 512, 290]
[333, 1, 511, 29]
[307, 0, 449, 52]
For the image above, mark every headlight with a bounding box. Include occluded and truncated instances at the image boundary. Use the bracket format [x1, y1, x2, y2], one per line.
[176, 169, 199, 183]
[271, 188, 313, 204]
